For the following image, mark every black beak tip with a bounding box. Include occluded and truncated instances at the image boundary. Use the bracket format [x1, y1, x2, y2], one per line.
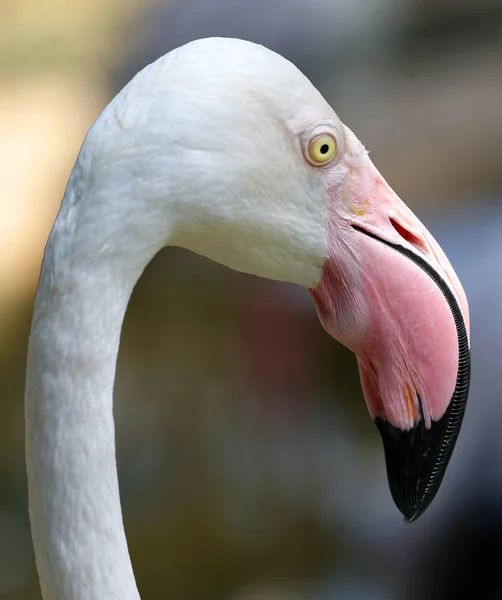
[374, 416, 436, 522]
[375, 392, 469, 523]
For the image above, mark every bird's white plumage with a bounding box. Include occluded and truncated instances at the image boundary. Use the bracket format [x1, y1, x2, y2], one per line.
[68, 37, 343, 287]
[25, 38, 347, 600]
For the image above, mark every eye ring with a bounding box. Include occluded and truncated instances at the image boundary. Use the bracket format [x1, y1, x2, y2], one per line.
[306, 133, 337, 166]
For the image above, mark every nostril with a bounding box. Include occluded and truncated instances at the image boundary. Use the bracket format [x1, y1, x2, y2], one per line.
[389, 217, 427, 254]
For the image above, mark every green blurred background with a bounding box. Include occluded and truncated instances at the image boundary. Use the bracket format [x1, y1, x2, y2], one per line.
[1, 1, 502, 598]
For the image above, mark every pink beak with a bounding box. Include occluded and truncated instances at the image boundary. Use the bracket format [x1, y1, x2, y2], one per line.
[310, 154, 471, 521]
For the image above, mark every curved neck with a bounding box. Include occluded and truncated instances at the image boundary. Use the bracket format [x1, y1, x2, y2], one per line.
[25, 183, 153, 599]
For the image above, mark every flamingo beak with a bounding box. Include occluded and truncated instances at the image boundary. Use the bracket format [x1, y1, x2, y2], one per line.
[310, 154, 471, 521]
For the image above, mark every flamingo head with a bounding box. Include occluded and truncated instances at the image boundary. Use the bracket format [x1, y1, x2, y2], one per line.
[86, 37, 470, 520]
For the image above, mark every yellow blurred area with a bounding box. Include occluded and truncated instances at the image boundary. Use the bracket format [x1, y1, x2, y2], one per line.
[0, 76, 103, 305]
[0, 0, 137, 319]
[0, 0, 137, 72]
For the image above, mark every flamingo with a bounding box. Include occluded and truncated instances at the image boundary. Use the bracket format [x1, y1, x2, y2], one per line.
[25, 38, 471, 600]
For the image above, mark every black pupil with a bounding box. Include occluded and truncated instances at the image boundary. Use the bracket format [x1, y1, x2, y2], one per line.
[320, 143, 330, 155]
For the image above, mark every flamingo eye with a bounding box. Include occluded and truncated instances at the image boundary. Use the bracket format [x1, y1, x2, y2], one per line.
[307, 134, 337, 165]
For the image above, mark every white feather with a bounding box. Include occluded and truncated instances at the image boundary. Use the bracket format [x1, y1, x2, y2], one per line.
[25, 37, 345, 599]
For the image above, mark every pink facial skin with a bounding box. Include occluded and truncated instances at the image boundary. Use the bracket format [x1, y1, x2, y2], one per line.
[310, 136, 470, 433]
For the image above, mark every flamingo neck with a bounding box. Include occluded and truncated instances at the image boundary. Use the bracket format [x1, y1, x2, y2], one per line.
[25, 179, 153, 599]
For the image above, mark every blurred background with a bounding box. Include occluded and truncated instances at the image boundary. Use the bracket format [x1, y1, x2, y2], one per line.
[1, 0, 502, 598]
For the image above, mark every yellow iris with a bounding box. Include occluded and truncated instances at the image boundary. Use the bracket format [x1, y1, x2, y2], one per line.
[307, 134, 337, 165]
